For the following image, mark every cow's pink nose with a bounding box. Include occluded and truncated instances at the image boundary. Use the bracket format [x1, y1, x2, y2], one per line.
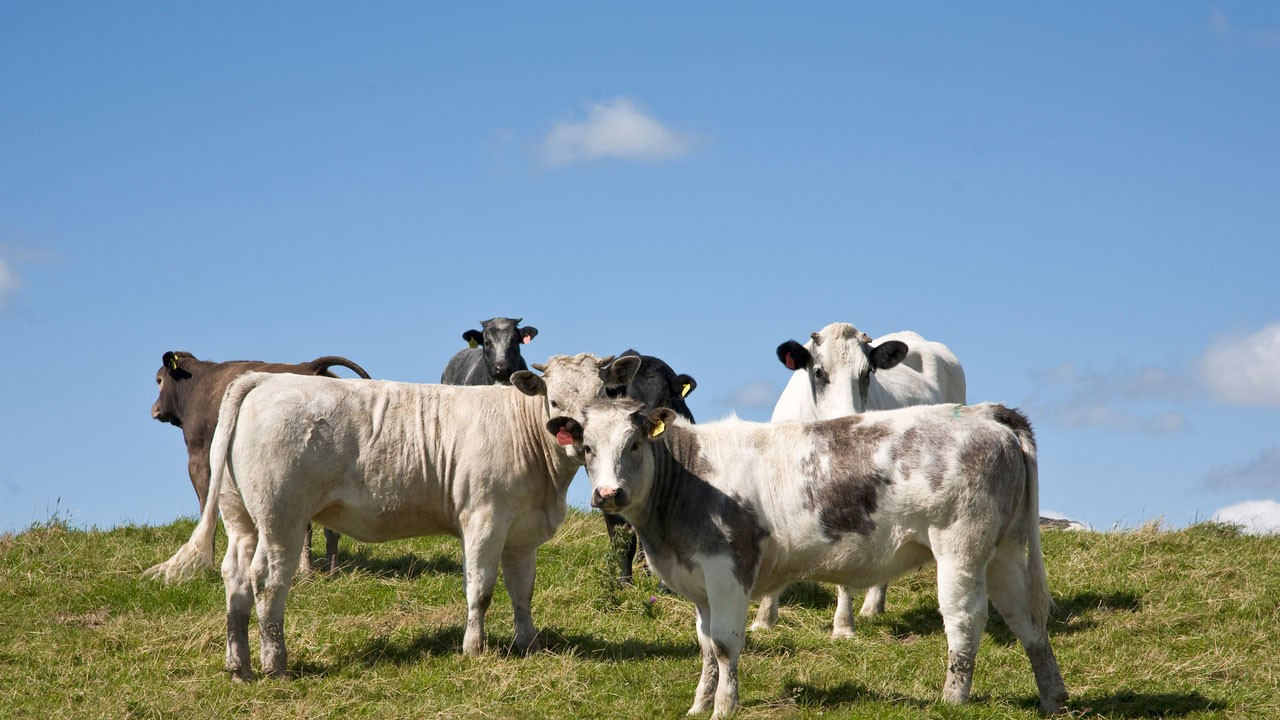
[592, 486, 628, 510]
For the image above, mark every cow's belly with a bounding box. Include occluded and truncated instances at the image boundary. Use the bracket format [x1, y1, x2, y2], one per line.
[313, 498, 458, 543]
[754, 521, 934, 596]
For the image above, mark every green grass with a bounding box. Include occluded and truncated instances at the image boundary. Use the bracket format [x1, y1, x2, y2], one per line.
[2, 512, 1277, 719]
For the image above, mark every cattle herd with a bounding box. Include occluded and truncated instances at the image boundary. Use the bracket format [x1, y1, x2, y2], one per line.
[145, 317, 1069, 717]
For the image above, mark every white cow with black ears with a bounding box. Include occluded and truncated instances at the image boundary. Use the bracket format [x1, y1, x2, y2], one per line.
[753, 322, 967, 637]
[551, 399, 1065, 718]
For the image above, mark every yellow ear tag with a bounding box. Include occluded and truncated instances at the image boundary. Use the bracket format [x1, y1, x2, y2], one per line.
[167, 356, 179, 370]
[650, 419, 666, 438]
[680, 383, 692, 398]
[468, 339, 479, 349]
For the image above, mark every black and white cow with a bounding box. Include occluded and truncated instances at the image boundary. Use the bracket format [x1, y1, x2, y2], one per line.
[440, 317, 538, 385]
[600, 349, 697, 584]
[550, 400, 1067, 717]
[756, 322, 967, 636]
[145, 353, 623, 680]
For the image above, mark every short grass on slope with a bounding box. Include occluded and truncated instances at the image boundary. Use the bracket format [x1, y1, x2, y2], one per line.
[1, 511, 1276, 719]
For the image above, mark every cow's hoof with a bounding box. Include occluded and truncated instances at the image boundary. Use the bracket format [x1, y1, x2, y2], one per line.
[514, 633, 541, 655]
[831, 625, 856, 639]
[227, 668, 254, 683]
[1039, 690, 1069, 715]
[747, 620, 773, 633]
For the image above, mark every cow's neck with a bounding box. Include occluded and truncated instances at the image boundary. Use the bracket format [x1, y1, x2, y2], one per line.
[518, 395, 581, 494]
[627, 428, 710, 553]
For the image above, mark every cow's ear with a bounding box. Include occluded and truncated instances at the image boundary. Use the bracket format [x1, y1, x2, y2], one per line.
[162, 351, 194, 379]
[870, 340, 908, 371]
[519, 326, 538, 344]
[776, 341, 811, 371]
[510, 370, 545, 396]
[546, 416, 583, 447]
[601, 355, 641, 388]
[462, 330, 483, 349]
[676, 374, 697, 398]
[642, 407, 677, 439]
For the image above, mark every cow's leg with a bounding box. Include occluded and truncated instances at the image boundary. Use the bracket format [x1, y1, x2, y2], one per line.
[297, 524, 314, 577]
[749, 591, 780, 631]
[688, 604, 719, 716]
[251, 522, 307, 678]
[501, 546, 540, 654]
[219, 493, 257, 682]
[460, 514, 509, 656]
[323, 527, 341, 574]
[860, 583, 888, 617]
[987, 542, 1068, 714]
[832, 585, 857, 638]
[934, 551, 989, 706]
[603, 512, 635, 585]
[705, 564, 750, 719]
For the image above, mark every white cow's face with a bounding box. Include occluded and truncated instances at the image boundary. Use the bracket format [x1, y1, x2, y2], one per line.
[777, 323, 908, 419]
[550, 401, 661, 515]
[511, 353, 640, 457]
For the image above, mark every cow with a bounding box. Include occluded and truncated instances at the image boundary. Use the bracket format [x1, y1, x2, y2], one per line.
[550, 400, 1067, 718]
[151, 350, 373, 573]
[599, 349, 697, 585]
[440, 317, 538, 385]
[753, 323, 967, 637]
[144, 353, 630, 681]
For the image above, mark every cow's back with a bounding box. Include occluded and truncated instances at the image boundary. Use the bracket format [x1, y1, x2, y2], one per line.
[866, 331, 966, 409]
[226, 374, 567, 545]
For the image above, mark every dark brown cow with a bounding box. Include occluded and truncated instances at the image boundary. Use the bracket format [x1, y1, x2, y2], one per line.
[151, 350, 372, 572]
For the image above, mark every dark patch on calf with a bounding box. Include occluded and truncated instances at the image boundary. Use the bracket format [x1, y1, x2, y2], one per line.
[890, 423, 954, 490]
[801, 418, 894, 540]
[632, 427, 770, 591]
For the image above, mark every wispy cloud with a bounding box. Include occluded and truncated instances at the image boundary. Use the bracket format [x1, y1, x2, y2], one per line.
[0, 255, 21, 311]
[539, 98, 694, 167]
[1027, 361, 1190, 434]
[1206, 447, 1280, 492]
[721, 379, 781, 412]
[1200, 323, 1280, 407]
[1211, 499, 1280, 536]
[1209, 5, 1278, 50]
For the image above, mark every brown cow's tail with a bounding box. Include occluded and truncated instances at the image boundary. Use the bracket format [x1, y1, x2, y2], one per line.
[142, 372, 264, 583]
[309, 355, 371, 379]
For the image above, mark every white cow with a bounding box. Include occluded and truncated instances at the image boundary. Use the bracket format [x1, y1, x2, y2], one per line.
[557, 400, 1067, 718]
[145, 353, 637, 680]
[753, 322, 967, 636]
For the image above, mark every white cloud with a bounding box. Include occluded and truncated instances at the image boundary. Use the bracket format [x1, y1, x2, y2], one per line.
[1028, 361, 1190, 434]
[1050, 401, 1187, 434]
[1206, 447, 1280, 492]
[722, 380, 780, 412]
[1200, 323, 1280, 407]
[540, 98, 694, 166]
[0, 256, 20, 310]
[1211, 499, 1280, 536]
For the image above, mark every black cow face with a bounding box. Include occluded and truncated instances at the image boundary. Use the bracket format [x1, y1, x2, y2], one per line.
[152, 350, 195, 426]
[463, 317, 537, 384]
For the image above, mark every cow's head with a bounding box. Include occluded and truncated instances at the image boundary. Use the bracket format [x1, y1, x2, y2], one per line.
[605, 349, 698, 422]
[152, 350, 197, 426]
[511, 353, 641, 457]
[549, 401, 672, 515]
[461, 317, 538, 384]
[776, 322, 908, 417]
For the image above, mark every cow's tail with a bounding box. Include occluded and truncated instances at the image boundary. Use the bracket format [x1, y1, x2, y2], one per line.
[309, 355, 371, 380]
[143, 372, 262, 583]
[1002, 406, 1053, 631]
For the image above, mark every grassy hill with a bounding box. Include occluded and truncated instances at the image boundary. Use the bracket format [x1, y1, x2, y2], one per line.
[2, 510, 1276, 719]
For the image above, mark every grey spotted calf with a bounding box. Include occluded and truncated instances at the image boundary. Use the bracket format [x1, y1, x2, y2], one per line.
[551, 400, 1066, 718]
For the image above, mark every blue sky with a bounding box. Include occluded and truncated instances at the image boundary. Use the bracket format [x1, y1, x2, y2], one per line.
[2, 3, 1278, 534]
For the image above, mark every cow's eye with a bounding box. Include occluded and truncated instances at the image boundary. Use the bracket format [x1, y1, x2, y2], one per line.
[550, 401, 559, 409]
[629, 442, 640, 452]
[581, 445, 593, 455]
[156, 378, 162, 385]
[814, 367, 829, 384]
[605, 387, 624, 399]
